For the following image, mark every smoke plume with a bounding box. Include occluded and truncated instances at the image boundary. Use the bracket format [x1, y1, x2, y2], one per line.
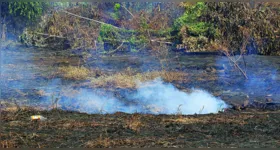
[55, 78, 228, 115]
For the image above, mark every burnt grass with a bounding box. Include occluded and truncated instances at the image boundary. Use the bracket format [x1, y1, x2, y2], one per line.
[1, 107, 280, 148]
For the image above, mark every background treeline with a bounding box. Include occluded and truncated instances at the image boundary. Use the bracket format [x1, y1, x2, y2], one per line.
[1, 2, 280, 55]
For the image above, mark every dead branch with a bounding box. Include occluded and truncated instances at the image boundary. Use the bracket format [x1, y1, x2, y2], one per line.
[217, 28, 249, 80]
[217, 43, 248, 79]
[107, 41, 124, 54]
[61, 10, 121, 29]
[150, 39, 173, 45]
[121, 4, 135, 18]
[33, 32, 67, 39]
[223, 51, 248, 79]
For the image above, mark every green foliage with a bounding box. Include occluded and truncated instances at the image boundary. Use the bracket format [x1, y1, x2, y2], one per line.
[97, 36, 103, 42]
[139, 17, 149, 30]
[99, 24, 146, 44]
[109, 12, 119, 20]
[173, 2, 218, 39]
[157, 28, 172, 36]
[129, 36, 136, 45]
[186, 22, 209, 36]
[99, 24, 119, 40]
[109, 3, 121, 23]
[174, 2, 207, 34]
[78, 2, 89, 7]
[138, 34, 149, 44]
[114, 3, 121, 11]
[8, 2, 44, 21]
[131, 48, 139, 52]
[52, 2, 70, 8]
[174, 2, 215, 51]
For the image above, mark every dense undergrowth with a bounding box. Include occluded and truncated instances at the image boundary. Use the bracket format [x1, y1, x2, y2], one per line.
[1, 2, 280, 55]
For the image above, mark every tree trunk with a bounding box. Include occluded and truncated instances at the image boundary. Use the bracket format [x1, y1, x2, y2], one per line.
[0, 2, 3, 41]
[1, 3, 6, 41]
[1, 22, 6, 41]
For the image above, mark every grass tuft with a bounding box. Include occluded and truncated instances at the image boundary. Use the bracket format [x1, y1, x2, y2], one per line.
[58, 66, 90, 80]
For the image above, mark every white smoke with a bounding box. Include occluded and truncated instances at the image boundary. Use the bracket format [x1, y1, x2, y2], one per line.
[56, 78, 228, 115]
[57, 89, 128, 114]
[132, 78, 228, 114]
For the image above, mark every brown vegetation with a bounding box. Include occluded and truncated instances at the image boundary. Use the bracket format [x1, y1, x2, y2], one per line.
[57, 66, 91, 80]
[204, 2, 280, 55]
[125, 114, 143, 133]
[90, 68, 188, 88]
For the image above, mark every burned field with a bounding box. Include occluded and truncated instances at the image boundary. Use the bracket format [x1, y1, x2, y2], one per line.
[2, 1, 280, 149]
[1, 45, 280, 148]
[1, 106, 280, 148]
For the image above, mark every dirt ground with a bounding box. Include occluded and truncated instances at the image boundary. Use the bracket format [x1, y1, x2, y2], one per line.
[1, 106, 280, 148]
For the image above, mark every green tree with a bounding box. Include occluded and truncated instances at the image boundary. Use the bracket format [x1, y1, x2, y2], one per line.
[8, 2, 45, 21]
[174, 2, 209, 36]
[0, 2, 47, 40]
[174, 2, 216, 51]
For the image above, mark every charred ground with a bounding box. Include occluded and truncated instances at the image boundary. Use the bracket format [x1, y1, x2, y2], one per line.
[1, 106, 280, 148]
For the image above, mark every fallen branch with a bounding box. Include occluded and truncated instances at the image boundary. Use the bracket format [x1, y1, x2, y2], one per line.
[107, 41, 124, 54]
[33, 32, 67, 39]
[150, 39, 173, 45]
[121, 4, 134, 18]
[61, 10, 121, 29]
[223, 51, 248, 79]
[218, 32, 249, 80]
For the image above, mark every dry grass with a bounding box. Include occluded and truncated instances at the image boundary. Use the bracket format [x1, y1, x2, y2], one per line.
[163, 117, 206, 125]
[1, 139, 18, 148]
[85, 137, 158, 148]
[125, 114, 143, 133]
[58, 66, 91, 80]
[85, 135, 111, 148]
[91, 68, 188, 88]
